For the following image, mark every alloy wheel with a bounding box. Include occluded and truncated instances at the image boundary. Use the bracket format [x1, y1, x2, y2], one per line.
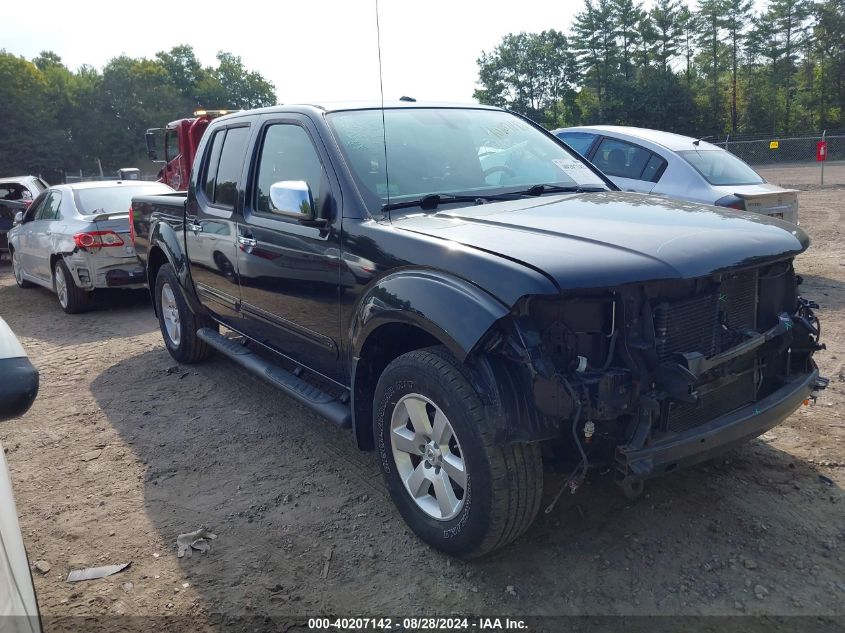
[390, 393, 467, 521]
[160, 282, 181, 346]
[54, 263, 68, 308]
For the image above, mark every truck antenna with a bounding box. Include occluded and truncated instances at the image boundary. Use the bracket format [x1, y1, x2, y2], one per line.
[376, 0, 391, 217]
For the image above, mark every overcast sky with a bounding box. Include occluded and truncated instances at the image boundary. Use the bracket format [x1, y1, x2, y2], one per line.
[4, 0, 584, 104]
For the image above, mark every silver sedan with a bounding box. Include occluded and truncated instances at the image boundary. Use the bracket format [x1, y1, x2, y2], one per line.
[8, 181, 173, 313]
[553, 125, 799, 223]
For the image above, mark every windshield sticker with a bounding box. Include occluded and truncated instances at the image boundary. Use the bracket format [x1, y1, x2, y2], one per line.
[552, 158, 605, 185]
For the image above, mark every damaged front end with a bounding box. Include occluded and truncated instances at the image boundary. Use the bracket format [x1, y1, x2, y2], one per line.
[485, 258, 826, 498]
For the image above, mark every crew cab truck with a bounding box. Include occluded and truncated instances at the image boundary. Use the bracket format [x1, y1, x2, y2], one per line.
[131, 102, 826, 558]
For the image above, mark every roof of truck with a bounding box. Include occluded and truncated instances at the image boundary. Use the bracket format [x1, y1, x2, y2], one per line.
[215, 101, 502, 121]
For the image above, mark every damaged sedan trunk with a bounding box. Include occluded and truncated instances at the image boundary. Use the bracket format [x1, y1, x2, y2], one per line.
[499, 257, 825, 499]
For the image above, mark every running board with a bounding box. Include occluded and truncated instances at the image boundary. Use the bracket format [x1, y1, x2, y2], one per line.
[197, 328, 351, 428]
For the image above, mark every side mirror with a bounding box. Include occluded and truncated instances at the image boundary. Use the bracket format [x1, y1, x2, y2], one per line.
[13, 212, 23, 226]
[0, 319, 39, 423]
[269, 180, 316, 221]
[145, 131, 160, 162]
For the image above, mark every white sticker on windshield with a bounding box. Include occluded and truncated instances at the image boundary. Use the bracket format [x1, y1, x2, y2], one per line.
[552, 158, 605, 185]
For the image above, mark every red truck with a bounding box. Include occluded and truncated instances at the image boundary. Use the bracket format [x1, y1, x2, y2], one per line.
[145, 110, 233, 191]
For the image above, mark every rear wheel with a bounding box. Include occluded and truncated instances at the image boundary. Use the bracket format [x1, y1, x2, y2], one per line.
[373, 346, 543, 558]
[54, 259, 88, 314]
[155, 263, 214, 363]
[11, 249, 34, 288]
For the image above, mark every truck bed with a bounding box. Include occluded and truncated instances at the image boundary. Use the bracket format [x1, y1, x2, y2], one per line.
[131, 193, 187, 267]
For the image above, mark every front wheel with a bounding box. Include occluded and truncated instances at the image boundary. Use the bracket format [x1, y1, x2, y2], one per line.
[155, 263, 215, 363]
[373, 347, 543, 558]
[54, 259, 88, 314]
[11, 249, 34, 288]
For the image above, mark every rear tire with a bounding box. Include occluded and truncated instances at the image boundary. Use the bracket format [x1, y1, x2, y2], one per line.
[155, 263, 214, 363]
[373, 346, 543, 558]
[11, 248, 34, 288]
[54, 259, 88, 314]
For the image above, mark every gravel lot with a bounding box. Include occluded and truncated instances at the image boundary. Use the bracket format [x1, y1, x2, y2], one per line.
[1, 185, 843, 631]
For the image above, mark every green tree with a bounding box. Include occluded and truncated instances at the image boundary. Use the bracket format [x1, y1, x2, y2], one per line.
[572, 0, 619, 121]
[648, 0, 685, 74]
[474, 31, 579, 126]
[723, 0, 753, 132]
[696, 0, 729, 133]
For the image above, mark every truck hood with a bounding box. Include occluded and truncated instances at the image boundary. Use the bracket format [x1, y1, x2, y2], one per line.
[393, 191, 809, 292]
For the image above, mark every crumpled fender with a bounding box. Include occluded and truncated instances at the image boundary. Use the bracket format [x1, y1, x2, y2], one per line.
[349, 269, 511, 362]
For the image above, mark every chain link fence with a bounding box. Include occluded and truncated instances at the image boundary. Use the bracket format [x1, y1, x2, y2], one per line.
[708, 131, 845, 188]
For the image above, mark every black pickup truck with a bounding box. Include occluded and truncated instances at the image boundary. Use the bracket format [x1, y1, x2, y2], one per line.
[131, 102, 826, 557]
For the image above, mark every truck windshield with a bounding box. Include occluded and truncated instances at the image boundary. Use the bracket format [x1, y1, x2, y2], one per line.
[327, 108, 609, 211]
[677, 149, 764, 186]
[74, 184, 171, 215]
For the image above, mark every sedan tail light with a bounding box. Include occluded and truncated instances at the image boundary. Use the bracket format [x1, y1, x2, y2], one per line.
[714, 195, 745, 211]
[74, 231, 125, 250]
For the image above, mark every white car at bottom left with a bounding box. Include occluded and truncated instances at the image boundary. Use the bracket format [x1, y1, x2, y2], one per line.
[0, 317, 41, 633]
[8, 180, 173, 313]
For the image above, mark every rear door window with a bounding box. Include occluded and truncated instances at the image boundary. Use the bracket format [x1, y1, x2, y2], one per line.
[592, 138, 652, 180]
[204, 126, 250, 209]
[556, 132, 598, 157]
[35, 192, 61, 220]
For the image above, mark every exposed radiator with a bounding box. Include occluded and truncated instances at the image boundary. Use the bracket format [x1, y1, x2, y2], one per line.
[654, 269, 759, 362]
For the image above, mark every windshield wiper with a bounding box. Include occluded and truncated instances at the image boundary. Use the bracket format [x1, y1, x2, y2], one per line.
[381, 185, 606, 213]
[382, 192, 518, 212]
[519, 184, 607, 196]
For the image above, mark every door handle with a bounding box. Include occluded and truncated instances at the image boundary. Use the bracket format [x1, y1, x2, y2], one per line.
[45, 231, 52, 235]
[187, 222, 203, 233]
[238, 236, 257, 247]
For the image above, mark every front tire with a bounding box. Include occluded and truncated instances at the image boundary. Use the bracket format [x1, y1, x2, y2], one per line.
[154, 263, 214, 363]
[54, 259, 88, 314]
[373, 347, 543, 558]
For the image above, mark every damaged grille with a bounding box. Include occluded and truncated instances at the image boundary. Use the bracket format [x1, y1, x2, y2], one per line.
[657, 269, 761, 433]
[666, 368, 756, 433]
[654, 269, 759, 361]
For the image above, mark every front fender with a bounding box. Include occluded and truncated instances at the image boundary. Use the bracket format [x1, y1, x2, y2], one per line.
[350, 269, 511, 362]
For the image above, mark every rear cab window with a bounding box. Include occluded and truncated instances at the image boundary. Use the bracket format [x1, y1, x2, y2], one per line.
[677, 150, 763, 186]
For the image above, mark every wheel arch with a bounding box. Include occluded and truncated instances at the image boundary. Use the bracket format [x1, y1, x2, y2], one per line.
[348, 270, 511, 450]
[146, 221, 202, 317]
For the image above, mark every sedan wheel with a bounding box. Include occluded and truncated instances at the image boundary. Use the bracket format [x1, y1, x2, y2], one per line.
[54, 263, 69, 309]
[53, 259, 88, 314]
[12, 250, 33, 288]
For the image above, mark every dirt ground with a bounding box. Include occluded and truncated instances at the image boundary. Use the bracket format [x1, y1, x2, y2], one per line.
[1, 184, 844, 631]
[756, 160, 845, 188]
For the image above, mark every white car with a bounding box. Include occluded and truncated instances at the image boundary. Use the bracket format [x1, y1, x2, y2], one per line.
[8, 181, 173, 313]
[0, 317, 41, 633]
[553, 125, 799, 223]
[0, 176, 49, 208]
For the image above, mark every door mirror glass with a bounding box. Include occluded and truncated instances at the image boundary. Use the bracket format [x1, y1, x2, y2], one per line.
[269, 181, 315, 220]
[13, 212, 23, 226]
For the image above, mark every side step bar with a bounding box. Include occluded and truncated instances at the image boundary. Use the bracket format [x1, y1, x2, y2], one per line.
[197, 328, 351, 428]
